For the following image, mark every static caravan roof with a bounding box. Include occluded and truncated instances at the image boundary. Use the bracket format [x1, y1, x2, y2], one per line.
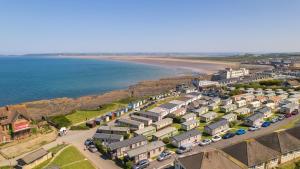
[126, 141, 165, 157]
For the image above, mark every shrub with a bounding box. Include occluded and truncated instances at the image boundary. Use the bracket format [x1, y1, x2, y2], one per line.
[173, 117, 181, 123]
[125, 161, 134, 169]
[229, 121, 237, 128]
[124, 133, 131, 139]
[94, 140, 107, 155]
[70, 125, 89, 130]
[49, 115, 72, 128]
[295, 161, 300, 169]
[162, 137, 170, 144]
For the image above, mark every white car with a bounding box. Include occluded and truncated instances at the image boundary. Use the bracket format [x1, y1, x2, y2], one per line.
[212, 135, 222, 142]
[248, 126, 260, 131]
[199, 139, 212, 146]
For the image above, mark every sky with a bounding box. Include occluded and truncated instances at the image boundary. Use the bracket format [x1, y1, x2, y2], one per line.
[0, 0, 300, 54]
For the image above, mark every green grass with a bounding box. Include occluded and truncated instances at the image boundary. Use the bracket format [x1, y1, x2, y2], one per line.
[32, 159, 52, 169]
[48, 144, 67, 154]
[66, 103, 125, 124]
[145, 96, 179, 110]
[45, 146, 95, 169]
[0, 166, 13, 169]
[171, 123, 182, 130]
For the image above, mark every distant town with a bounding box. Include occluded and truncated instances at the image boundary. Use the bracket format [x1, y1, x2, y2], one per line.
[1, 58, 300, 169]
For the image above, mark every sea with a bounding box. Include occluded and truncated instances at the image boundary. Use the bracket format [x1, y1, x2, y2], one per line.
[0, 55, 182, 106]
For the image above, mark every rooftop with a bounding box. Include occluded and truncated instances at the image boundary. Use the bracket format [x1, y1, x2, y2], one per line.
[171, 129, 201, 142]
[153, 127, 177, 138]
[205, 119, 228, 130]
[159, 103, 178, 110]
[18, 148, 49, 165]
[107, 135, 147, 150]
[126, 141, 165, 157]
[97, 126, 129, 132]
[134, 126, 156, 135]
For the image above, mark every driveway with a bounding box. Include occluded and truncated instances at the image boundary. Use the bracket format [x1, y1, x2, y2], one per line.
[148, 113, 300, 169]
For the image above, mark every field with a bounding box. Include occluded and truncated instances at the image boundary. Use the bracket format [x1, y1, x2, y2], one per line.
[33, 146, 95, 169]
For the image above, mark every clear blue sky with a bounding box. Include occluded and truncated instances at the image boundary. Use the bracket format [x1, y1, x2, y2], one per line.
[1, 0, 300, 54]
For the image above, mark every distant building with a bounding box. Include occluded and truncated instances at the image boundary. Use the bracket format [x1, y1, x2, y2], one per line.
[130, 115, 153, 126]
[93, 133, 124, 144]
[97, 126, 130, 135]
[116, 118, 144, 131]
[17, 148, 52, 169]
[217, 68, 249, 80]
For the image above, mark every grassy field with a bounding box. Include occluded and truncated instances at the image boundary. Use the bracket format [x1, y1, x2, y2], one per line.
[34, 146, 95, 169]
[66, 102, 126, 125]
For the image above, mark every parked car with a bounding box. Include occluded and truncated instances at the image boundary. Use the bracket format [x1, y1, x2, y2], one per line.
[278, 114, 285, 121]
[285, 113, 292, 118]
[292, 110, 299, 115]
[199, 139, 212, 146]
[222, 132, 235, 139]
[271, 117, 279, 123]
[261, 121, 271, 127]
[235, 129, 246, 135]
[248, 126, 260, 131]
[133, 159, 150, 169]
[88, 145, 98, 153]
[176, 144, 193, 154]
[212, 135, 222, 142]
[84, 138, 93, 146]
[157, 151, 172, 161]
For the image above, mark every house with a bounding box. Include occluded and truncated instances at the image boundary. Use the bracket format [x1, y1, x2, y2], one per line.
[93, 133, 124, 144]
[234, 107, 251, 115]
[221, 98, 233, 106]
[96, 126, 130, 135]
[170, 129, 202, 147]
[208, 103, 218, 111]
[255, 95, 268, 103]
[236, 100, 247, 108]
[116, 118, 144, 131]
[220, 104, 237, 113]
[265, 102, 276, 109]
[181, 119, 199, 131]
[148, 107, 169, 118]
[181, 113, 197, 122]
[134, 126, 156, 139]
[152, 118, 173, 130]
[211, 97, 221, 105]
[130, 115, 153, 126]
[191, 106, 209, 116]
[169, 100, 187, 107]
[244, 113, 264, 127]
[221, 113, 237, 122]
[204, 119, 229, 136]
[153, 127, 178, 140]
[256, 131, 300, 164]
[107, 135, 148, 158]
[126, 141, 165, 163]
[255, 107, 272, 118]
[232, 93, 255, 103]
[197, 100, 209, 106]
[268, 96, 281, 106]
[185, 92, 202, 101]
[16, 148, 52, 169]
[167, 107, 187, 118]
[200, 112, 218, 122]
[222, 139, 281, 169]
[159, 103, 180, 114]
[280, 103, 298, 114]
[0, 105, 31, 143]
[138, 111, 163, 122]
[174, 150, 247, 169]
[250, 100, 261, 109]
[177, 97, 193, 105]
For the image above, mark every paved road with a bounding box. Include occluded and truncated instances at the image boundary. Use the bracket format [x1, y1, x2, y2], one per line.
[148, 113, 300, 169]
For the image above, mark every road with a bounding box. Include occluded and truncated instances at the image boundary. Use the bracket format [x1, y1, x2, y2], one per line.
[148, 113, 300, 169]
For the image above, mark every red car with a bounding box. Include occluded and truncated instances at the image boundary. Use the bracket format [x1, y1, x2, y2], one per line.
[292, 110, 299, 115]
[285, 113, 292, 118]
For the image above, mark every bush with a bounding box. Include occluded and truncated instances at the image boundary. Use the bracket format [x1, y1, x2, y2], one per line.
[49, 115, 72, 128]
[229, 121, 237, 128]
[173, 117, 181, 123]
[229, 89, 243, 96]
[125, 161, 134, 169]
[259, 79, 283, 86]
[162, 137, 170, 144]
[94, 140, 107, 155]
[70, 125, 89, 130]
[295, 161, 300, 169]
[124, 133, 131, 139]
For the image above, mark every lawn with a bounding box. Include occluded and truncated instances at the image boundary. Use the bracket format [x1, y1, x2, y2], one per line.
[66, 103, 125, 125]
[44, 146, 95, 169]
[145, 96, 179, 110]
[48, 143, 68, 154]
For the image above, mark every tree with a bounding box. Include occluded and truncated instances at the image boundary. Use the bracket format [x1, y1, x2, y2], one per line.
[125, 161, 134, 169]
[162, 137, 170, 144]
[94, 140, 107, 154]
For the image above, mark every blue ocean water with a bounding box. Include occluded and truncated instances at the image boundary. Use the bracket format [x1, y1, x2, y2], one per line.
[0, 56, 179, 106]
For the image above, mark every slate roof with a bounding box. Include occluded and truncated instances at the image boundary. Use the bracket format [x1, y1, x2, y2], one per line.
[171, 129, 201, 142]
[205, 119, 228, 130]
[285, 126, 300, 140]
[256, 131, 300, 154]
[0, 105, 30, 125]
[177, 150, 247, 169]
[19, 148, 49, 165]
[159, 103, 178, 110]
[107, 135, 147, 150]
[126, 141, 165, 157]
[246, 112, 264, 122]
[93, 133, 123, 141]
[222, 139, 280, 167]
[97, 126, 129, 132]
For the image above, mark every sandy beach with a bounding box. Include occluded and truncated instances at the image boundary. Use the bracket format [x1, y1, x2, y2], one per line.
[57, 55, 240, 74]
